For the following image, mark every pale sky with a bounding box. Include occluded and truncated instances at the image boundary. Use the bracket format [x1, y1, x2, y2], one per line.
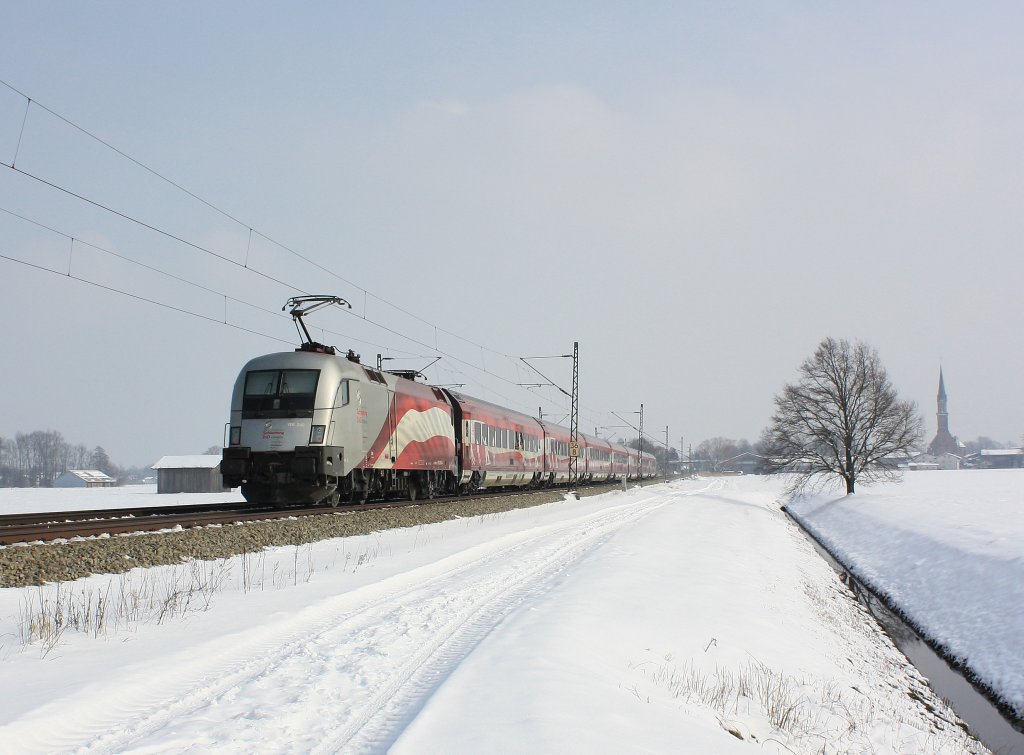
[1, 2, 1021, 467]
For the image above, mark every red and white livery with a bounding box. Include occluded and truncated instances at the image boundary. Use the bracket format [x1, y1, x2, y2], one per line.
[222, 347, 656, 504]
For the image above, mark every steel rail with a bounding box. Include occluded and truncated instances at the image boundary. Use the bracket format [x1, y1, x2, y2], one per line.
[0, 491, 513, 546]
[0, 478, 666, 547]
[0, 502, 261, 528]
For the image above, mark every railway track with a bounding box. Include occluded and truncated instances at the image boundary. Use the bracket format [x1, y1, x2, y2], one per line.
[0, 499, 421, 546]
[0, 503, 296, 546]
[0, 493, 525, 546]
[0, 478, 666, 547]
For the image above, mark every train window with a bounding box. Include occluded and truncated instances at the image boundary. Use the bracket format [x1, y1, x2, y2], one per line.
[338, 380, 350, 406]
[242, 369, 319, 418]
[245, 370, 278, 396]
[281, 370, 318, 395]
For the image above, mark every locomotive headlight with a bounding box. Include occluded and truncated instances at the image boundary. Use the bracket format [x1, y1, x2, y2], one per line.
[310, 425, 326, 444]
[229, 426, 241, 446]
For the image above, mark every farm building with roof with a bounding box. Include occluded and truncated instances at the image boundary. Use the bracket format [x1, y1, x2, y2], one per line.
[152, 455, 231, 494]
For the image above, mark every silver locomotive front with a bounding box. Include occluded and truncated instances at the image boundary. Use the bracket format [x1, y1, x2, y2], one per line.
[221, 350, 357, 504]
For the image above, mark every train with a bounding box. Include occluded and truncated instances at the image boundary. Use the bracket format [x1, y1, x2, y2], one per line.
[220, 311, 656, 505]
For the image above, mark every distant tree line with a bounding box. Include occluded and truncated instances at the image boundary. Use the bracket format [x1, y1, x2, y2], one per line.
[693, 437, 756, 468]
[0, 430, 125, 487]
[962, 436, 1017, 453]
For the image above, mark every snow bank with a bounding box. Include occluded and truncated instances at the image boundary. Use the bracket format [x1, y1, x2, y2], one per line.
[788, 469, 1024, 720]
[0, 478, 990, 753]
[0, 484, 244, 514]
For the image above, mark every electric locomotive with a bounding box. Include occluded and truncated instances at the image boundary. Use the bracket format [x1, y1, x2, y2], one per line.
[221, 296, 656, 505]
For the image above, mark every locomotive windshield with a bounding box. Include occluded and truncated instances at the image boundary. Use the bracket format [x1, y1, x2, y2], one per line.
[242, 369, 320, 418]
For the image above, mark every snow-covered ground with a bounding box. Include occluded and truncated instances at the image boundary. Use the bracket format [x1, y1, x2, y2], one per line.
[0, 477, 1002, 753]
[0, 484, 244, 514]
[788, 469, 1024, 723]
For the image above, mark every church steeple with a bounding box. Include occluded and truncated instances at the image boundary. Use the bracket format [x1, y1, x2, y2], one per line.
[936, 368, 949, 434]
[928, 367, 957, 455]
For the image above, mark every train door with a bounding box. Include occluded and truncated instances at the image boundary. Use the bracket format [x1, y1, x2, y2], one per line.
[386, 388, 398, 464]
[329, 378, 354, 475]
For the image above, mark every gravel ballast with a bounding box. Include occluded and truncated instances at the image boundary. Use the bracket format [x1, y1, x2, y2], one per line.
[0, 483, 656, 588]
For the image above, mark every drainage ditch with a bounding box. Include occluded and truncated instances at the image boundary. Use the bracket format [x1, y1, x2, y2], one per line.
[785, 508, 1024, 754]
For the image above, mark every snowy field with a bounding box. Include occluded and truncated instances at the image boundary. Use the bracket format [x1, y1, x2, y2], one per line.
[788, 469, 1024, 723]
[0, 484, 244, 514]
[0, 477, 991, 754]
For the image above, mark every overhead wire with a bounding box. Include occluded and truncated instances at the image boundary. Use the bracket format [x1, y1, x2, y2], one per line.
[0, 159, 578, 415]
[0, 77, 517, 363]
[0, 250, 294, 346]
[0, 78, 643, 427]
[0, 204, 424, 357]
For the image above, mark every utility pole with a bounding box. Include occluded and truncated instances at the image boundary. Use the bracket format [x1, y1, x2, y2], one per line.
[520, 344, 578, 492]
[638, 403, 644, 464]
[569, 341, 579, 490]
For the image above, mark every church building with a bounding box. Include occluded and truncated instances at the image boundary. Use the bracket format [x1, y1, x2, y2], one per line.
[927, 368, 961, 456]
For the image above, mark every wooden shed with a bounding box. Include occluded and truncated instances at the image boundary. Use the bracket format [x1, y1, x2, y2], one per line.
[152, 455, 230, 494]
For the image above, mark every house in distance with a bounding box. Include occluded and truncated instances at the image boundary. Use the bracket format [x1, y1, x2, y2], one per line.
[53, 469, 116, 488]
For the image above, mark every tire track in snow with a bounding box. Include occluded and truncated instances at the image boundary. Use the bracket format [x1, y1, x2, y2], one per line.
[321, 493, 679, 753]
[14, 493, 675, 754]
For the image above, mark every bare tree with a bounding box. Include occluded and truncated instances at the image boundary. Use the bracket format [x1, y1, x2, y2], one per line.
[763, 337, 922, 494]
[0, 432, 123, 487]
[695, 437, 752, 470]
